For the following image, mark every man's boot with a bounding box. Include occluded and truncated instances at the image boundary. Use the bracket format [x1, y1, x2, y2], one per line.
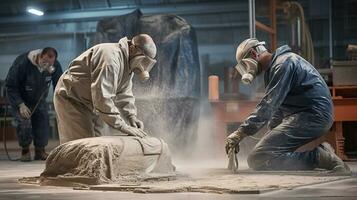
[34, 147, 48, 160]
[20, 147, 31, 162]
[316, 142, 350, 173]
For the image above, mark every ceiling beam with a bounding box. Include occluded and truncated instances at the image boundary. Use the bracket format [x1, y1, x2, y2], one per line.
[106, 0, 112, 8]
[0, 1, 247, 25]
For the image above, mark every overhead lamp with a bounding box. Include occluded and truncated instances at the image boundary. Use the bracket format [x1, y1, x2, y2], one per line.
[27, 7, 44, 16]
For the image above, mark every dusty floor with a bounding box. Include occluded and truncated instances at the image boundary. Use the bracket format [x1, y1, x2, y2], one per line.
[1, 141, 357, 199]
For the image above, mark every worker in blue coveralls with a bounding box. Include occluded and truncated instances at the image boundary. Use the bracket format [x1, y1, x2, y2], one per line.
[5, 47, 63, 162]
[225, 38, 350, 173]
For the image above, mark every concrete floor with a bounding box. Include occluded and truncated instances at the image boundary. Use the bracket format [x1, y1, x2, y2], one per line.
[0, 143, 357, 200]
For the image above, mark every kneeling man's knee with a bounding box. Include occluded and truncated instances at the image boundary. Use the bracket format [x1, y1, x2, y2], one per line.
[247, 150, 273, 170]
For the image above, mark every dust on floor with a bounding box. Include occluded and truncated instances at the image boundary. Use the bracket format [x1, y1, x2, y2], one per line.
[19, 165, 350, 194]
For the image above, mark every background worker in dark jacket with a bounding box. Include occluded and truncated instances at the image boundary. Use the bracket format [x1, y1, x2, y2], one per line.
[225, 38, 350, 173]
[5, 47, 63, 162]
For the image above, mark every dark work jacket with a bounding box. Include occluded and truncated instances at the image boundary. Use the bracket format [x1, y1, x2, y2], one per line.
[239, 45, 333, 135]
[5, 52, 63, 109]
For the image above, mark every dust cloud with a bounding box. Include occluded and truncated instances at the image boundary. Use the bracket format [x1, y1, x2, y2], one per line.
[133, 84, 263, 174]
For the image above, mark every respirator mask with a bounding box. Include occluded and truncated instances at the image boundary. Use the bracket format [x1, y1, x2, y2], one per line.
[130, 54, 156, 82]
[235, 57, 259, 84]
[234, 41, 266, 84]
[39, 61, 55, 74]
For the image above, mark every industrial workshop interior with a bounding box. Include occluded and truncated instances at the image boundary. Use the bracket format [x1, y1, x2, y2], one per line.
[0, 0, 357, 199]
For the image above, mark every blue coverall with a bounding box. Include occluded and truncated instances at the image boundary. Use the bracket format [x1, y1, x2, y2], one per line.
[240, 45, 334, 170]
[5, 52, 62, 148]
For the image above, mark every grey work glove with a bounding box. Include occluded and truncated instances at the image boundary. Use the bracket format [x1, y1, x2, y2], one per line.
[19, 103, 31, 119]
[225, 129, 247, 155]
[128, 116, 144, 130]
[120, 124, 147, 138]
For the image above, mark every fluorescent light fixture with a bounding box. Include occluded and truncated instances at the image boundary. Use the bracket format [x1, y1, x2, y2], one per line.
[27, 8, 44, 16]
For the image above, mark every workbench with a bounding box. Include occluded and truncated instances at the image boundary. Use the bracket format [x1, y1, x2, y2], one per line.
[325, 86, 357, 160]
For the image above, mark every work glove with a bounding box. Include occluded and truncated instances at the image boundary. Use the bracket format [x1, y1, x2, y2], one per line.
[225, 129, 247, 155]
[19, 103, 31, 119]
[128, 116, 144, 130]
[120, 124, 147, 138]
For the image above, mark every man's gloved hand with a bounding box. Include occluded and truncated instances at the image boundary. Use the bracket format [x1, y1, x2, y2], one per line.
[120, 124, 147, 138]
[19, 103, 31, 119]
[225, 129, 247, 155]
[128, 116, 144, 130]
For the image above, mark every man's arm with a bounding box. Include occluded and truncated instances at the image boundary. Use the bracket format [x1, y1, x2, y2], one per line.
[5, 55, 26, 107]
[90, 47, 127, 130]
[239, 61, 295, 135]
[114, 74, 137, 120]
[90, 48, 147, 137]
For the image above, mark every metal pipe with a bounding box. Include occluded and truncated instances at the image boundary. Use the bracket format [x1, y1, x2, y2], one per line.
[1, 21, 290, 38]
[291, 20, 296, 48]
[329, 0, 333, 67]
[249, 0, 256, 38]
[0, 31, 94, 42]
[297, 17, 301, 48]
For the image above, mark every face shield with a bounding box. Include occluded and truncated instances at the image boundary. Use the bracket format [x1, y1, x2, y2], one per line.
[130, 54, 157, 82]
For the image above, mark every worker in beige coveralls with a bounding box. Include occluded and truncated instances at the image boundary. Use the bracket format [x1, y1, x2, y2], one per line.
[54, 34, 157, 144]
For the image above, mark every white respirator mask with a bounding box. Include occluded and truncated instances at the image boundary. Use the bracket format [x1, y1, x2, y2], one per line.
[39, 61, 55, 74]
[130, 55, 156, 82]
[235, 58, 259, 84]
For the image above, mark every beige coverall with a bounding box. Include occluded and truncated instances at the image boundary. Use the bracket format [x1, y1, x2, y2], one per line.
[54, 37, 137, 144]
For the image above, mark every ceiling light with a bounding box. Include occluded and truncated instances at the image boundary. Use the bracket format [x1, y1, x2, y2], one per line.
[27, 8, 44, 16]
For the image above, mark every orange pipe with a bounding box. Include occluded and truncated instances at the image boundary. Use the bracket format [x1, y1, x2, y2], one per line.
[208, 75, 219, 100]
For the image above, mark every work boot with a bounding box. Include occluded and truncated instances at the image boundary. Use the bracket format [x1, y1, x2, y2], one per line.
[20, 148, 31, 162]
[34, 147, 48, 161]
[316, 142, 351, 174]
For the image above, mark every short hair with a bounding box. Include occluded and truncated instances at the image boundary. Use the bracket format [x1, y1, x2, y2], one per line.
[41, 47, 58, 59]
